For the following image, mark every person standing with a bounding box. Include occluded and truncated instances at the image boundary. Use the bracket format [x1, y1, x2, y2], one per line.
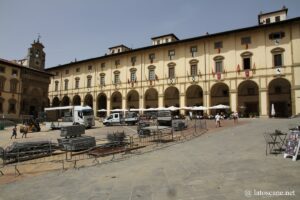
[11, 125, 17, 139]
[215, 113, 221, 127]
[233, 112, 239, 124]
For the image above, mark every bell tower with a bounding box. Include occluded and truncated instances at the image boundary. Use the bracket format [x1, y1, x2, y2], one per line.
[27, 36, 46, 70]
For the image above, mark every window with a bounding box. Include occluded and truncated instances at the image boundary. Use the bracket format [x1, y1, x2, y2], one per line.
[10, 80, 18, 93]
[55, 81, 59, 91]
[88, 65, 93, 71]
[275, 16, 280, 22]
[55, 72, 59, 76]
[190, 46, 197, 57]
[266, 18, 270, 24]
[0, 78, 5, 91]
[101, 63, 105, 69]
[149, 53, 155, 62]
[243, 58, 251, 70]
[87, 76, 92, 88]
[64, 79, 69, 90]
[75, 78, 80, 89]
[0, 66, 5, 73]
[65, 69, 69, 74]
[166, 38, 169, 43]
[130, 70, 136, 82]
[214, 56, 224, 73]
[241, 37, 251, 45]
[191, 64, 197, 76]
[269, 32, 285, 40]
[274, 54, 282, 67]
[100, 74, 105, 86]
[114, 74, 120, 84]
[157, 40, 160, 45]
[168, 50, 175, 60]
[76, 68, 80, 72]
[214, 41, 223, 49]
[271, 47, 284, 68]
[131, 56, 136, 66]
[149, 69, 155, 81]
[115, 60, 120, 66]
[12, 69, 18, 76]
[168, 67, 175, 79]
[215, 61, 223, 73]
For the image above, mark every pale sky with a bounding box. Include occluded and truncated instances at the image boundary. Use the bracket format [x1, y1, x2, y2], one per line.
[0, 0, 299, 68]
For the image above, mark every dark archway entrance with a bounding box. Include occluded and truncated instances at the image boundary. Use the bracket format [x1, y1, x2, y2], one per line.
[61, 96, 70, 106]
[164, 87, 179, 107]
[238, 80, 259, 117]
[268, 78, 291, 118]
[84, 94, 93, 108]
[111, 91, 122, 109]
[144, 88, 158, 108]
[72, 95, 81, 106]
[52, 97, 60, 107]
[186, 85, 203, 107]
[127, 90, 139, 109]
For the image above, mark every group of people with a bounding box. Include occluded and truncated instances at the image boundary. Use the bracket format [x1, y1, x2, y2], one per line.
[215, 111, 239, 127]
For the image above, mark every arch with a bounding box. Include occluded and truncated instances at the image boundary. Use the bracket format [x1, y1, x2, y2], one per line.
[271, 47, 285, 53]
[61, 96, 70, 106]
[144, 88, 158, 108]
[84, 93, 93, 108]
[52, 97, 60, 107]
[72, 95, 81, 106]
[189, 59, 199, 64]
[127, 90, 139, 109]
[164, 86, 179, 107]
[97, 93, 107, 110]
[186, 85, 203, 107]
[210, 83, 230, 114]
[111, 91, 122, 109]
[238, 80, 259, 117]
[268, 78, 291, 117]
[240, 51, 253, 57]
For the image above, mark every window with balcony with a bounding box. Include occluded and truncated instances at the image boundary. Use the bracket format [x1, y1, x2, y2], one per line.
[241, 52, 253, 70]
[168, 67, 175, 79]
[130, 68, 137, 82]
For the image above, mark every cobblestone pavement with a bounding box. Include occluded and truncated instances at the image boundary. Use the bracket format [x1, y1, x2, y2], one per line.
[0, 118, 299, 200]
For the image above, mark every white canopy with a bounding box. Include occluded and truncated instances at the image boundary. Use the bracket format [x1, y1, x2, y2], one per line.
[166, 106, 180, 111]
[144, 107, 158, 111]
[130, 108, 145, 112]
[209, 104, 230, 109]
[97, 109, 107, 112]
[191, 106, 208, 111]
[111, 109, 128, 112]
[180, 106, 193, 110]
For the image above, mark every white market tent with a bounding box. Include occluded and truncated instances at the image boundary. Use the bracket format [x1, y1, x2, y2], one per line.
[209, 104, 230, 109]
[191, 106, 208, 111]
[97, 109, 107, 112]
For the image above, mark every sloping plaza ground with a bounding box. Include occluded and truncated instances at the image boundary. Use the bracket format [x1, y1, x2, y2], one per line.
[0, 118, 299, 199]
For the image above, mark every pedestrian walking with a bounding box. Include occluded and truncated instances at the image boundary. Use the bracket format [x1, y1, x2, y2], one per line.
[233, 111, 239, 124]
[215, 113, 221, 127]
[11, 125, 17, 139]
[21, 124, 29, 138]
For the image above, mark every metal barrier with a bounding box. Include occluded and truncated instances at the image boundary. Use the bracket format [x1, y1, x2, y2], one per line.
[0, 119, 208, 176]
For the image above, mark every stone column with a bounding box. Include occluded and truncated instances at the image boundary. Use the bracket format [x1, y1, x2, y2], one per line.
[230, 89, 237, 112]
[180, 93, 185, 115]
[158, 94, 164, 108]
[259, 89, 268, 117]
[107, 97, 111, 114]
[203, 91, 210, 115]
